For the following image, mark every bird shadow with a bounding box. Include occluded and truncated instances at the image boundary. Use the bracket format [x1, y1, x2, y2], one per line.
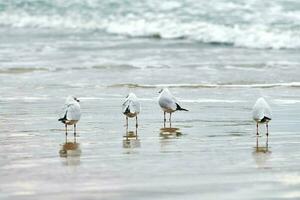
[59, 138, 81, 166]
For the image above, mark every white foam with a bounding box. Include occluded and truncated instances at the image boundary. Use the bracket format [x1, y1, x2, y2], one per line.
[106, 20, 300, 49]
[77, 97, 104, 101]
[1, 1, 300, 49]
[182, 99, 245, 103]
[0, 97, 48, 101]
[136, 82, 300, 88]
[273, 99, 300, 105]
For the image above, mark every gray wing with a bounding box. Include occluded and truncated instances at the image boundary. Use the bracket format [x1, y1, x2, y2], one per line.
[122, 99, 140, 114]
[252, 105, 264, 121]
[130, 100, 141, 113]
[66, 103, 81, 121]
[159, 96, 177, 111]
[252, 98, 272, 121]
[59, 104, 69, 120]
[263, 104, 272, 119]
[122, 99, 130, 113]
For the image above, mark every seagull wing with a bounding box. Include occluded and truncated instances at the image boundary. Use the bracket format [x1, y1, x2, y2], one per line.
[66, 103, 81, 121]
[252, 98, 271, 121]
[159, 95, 177, 111]
[130, 99, 141, 114]
[263, 103, 272, 119]
[252, 105, 264, 121]
[59, 104, 69, 121]
[122, 99, 130, 113]
[122, 99, 140, 114]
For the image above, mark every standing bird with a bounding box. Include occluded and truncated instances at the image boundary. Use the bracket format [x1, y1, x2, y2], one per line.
[252, 97, 272, 136]
[59, 96, 81, 139]
[122, 93, 141, 129]
[158, 88, 188, 127]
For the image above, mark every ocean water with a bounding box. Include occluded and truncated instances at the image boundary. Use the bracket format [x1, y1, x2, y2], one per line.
[1, 0, 300, 199]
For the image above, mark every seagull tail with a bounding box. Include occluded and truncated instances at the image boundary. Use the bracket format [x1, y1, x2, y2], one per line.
[260, 116, 271, 122]
[58, 112, 67, 122]
[123, 105, 130, 115]
[58, 117, 65, 122]
[176, 103, 188, 111]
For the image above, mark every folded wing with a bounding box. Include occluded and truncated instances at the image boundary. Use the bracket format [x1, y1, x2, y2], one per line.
[66, 103, 81, 121]
[123, 99, 140, 114]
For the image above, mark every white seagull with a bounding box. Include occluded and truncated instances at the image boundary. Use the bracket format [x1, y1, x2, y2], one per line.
[252, 97, 272, 136]
[122, 93, 141, 128]
[158, 88, 188, 126]
[59, 96, 81, 138]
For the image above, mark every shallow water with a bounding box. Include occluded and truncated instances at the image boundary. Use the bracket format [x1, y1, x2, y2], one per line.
[1, 0, 300, 199]
[1, 86, 300, 199]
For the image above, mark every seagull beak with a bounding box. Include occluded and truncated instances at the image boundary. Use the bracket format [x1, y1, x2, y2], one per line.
[158, 89, 163, 93]
[74, 98, 80, 102]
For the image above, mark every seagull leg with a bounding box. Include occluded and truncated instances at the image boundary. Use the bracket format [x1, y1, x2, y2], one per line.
[126, 117, 128, 140]
[256, 123, 259, 136]
[164, 112, 166, 127]
[74, 124, 76, 138]
[136, 116, 138, 129]
[266, 123, 269, 149]
[169, 113, 172, 128]
[65, 124, 67, 142]
[135, 126, 138, 139]
[266, 135, 269, 149]
[256, 135, 258, 149]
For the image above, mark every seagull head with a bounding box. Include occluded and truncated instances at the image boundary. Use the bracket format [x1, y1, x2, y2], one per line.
[158, 88, 169, 94]
[128, 93, 137, 98]
[66, 96, 80, 104]
[74, 97, 80, 102]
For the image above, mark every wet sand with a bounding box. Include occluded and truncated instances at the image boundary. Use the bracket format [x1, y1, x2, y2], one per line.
[1, 85, 300, 200]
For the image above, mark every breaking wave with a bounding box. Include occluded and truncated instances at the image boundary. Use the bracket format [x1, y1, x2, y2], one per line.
[109, 82, 300, 89]
[1, 0, 300, 49]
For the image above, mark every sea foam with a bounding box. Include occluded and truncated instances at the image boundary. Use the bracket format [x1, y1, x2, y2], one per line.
[0, 0, 300, 49]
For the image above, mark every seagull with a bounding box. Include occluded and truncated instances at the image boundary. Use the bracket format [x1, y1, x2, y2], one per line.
[252, 97, 272, 136]
[158, 88, 188, 126]
[122, 93, 141, 129]
[58, 96, 81, 138]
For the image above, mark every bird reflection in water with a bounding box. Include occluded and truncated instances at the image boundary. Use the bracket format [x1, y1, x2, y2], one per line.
[252, 136, 271, 169]
[160, 127, 182, 139]
[256, 133, 269, 149]
[59, 138, 81, 166]
[123, 129, 140, 148]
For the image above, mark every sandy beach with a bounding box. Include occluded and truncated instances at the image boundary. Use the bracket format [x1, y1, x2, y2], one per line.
[1, 0, 300, 199]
